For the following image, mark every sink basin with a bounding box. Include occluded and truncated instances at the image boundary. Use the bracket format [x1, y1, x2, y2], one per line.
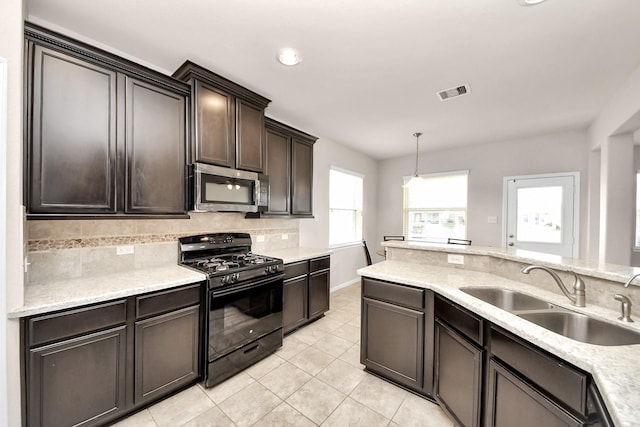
[460, 287, 555, 312]
[518, 311, 640, 346]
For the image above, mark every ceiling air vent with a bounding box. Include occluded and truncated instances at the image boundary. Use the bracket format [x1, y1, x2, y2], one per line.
[437, 84, 471, 101]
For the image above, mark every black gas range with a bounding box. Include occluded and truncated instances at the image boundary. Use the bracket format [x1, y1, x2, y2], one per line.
[178, 233, 284, 387]
[179, 233, 284, 288]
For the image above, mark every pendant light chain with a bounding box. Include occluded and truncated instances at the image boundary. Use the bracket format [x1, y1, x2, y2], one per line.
[413, 132, 422, 177]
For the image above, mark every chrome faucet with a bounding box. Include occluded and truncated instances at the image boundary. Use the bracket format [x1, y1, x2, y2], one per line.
[623, 273, 640, 288]
[614, 294, 634, 322]
[521, 265, 586, 307]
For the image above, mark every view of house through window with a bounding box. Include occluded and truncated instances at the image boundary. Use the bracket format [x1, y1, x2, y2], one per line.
[403, 171, 468, 242]
[329, 167, 363, 247]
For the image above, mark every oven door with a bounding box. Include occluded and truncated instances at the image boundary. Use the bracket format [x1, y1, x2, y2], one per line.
[208, 274, 283, 361]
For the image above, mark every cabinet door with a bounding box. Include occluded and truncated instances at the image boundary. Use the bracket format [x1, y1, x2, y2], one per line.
[309, 269, 330, 319]
[28, 326, 127, 427]
[283, 276, 308, 334]
[125, 77, 186, 214]
[291, 138, 314, 216]
[434, 319, 483, 427]
[486, 359, 583, 427]
[135, 305, 201, 405]
[29, 45, 117, 214]
[361, 297, 424, 391]
[265, 128, 291, 214]
[236, 99, 265, 172]
[194, 80, 235, 167]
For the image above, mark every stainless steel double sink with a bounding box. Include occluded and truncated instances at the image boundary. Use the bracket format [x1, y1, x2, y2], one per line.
[460, 287, 640, 346]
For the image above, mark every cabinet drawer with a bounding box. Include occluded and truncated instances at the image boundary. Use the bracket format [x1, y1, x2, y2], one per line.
[435, 295, 483, 345]
[136, 283, 202, 319]
[28, 300, 127, 347]
[285, 260, 308, 280]
[362, 277, 424, 310]
[310, 256, 330, 272]
[489, 326, 587, 415]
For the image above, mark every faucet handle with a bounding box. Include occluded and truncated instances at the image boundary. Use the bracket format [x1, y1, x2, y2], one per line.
[614, 294, 634, 322]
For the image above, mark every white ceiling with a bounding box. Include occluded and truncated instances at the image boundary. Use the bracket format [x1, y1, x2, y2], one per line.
[27, 0, 640, 159]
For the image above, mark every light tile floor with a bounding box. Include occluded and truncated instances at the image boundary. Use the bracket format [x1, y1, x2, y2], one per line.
[111, 282, 453, 427]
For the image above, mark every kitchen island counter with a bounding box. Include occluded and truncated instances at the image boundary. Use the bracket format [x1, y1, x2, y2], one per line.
[359, 259, 640, 427]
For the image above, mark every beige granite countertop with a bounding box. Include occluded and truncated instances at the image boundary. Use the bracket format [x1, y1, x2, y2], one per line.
[358, 260, 640, 427]
[262, 247, 331, 264]
[9, 247, 331, 318]
[9, 265, 207, 319]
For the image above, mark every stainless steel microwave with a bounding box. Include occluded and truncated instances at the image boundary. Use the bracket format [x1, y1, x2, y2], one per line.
[189, 163, 269, 213]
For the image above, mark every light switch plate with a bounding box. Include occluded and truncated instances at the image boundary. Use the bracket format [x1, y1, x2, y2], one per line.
[447, 254, 464, 265]
[282, 233, 288, 240]
[488, 216, 498, 224]
[116, 245, 134, 255]
[256, 235, 265, 243]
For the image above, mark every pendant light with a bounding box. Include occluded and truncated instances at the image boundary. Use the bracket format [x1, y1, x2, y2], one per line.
[403, 132, 424, 188]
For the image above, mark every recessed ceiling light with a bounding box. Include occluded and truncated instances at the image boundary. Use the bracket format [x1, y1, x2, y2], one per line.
[278, 48, 302, 66]
[516, 0, 547, 5]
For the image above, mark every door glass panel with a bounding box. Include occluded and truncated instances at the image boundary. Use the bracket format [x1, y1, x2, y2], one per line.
[516, 186, 563, 243]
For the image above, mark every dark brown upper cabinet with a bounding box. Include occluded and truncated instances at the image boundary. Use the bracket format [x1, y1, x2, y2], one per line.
[24, 23, 190, 218]
[172, 61, 270, 173]
[263, 118, 317, 217]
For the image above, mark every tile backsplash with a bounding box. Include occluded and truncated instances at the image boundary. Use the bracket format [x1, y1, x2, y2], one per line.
[26, 212, 299, 285]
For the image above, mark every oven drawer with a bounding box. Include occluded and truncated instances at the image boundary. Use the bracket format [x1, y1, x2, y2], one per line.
[206, 328, 282, 387]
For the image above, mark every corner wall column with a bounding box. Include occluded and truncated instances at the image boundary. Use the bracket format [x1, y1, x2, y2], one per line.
[599, 133, 634, 265]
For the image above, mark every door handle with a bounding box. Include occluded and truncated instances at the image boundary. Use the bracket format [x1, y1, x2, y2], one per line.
[508, 243, 514, 246]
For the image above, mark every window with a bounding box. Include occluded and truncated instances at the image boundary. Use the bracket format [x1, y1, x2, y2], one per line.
[329, 167, 363, 247]
[403, 171, 468, 242]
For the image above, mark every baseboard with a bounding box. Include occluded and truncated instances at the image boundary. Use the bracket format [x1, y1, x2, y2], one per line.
[330, 278, 360, 293]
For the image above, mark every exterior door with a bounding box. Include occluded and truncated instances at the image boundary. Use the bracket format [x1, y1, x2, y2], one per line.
[504, 173, 578, 258]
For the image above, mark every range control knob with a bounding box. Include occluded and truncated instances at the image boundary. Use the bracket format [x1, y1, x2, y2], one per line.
[233, 273, 240, 282]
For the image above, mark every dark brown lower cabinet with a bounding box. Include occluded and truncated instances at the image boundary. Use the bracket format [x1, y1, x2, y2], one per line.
[309, 267, 330, 320]
[134, 305, 200, 405]
[283, 256, 330, 334]
[486, 359, 583, 427]
[22, 283, 204, 427]
[360, 277, 433, 395]
[434, 320, 483, 427]
[362, 297, 424, 390]
[283, 274, 308, 334]
[28, 326, 127, 427]
[359, 280, 613, 427]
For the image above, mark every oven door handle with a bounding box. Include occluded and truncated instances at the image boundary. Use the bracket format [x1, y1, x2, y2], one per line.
[211, 272, 285, 297]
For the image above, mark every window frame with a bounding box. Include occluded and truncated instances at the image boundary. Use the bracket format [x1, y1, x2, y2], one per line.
[402, 170, 469, 243]
[329, 166, 364, 249]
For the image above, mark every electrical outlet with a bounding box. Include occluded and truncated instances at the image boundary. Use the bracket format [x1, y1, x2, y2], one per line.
[282, 233, 288, 240]
[116, 245, 135, 255]
[487, 215, 498, 224]
[447, 254, 464, 265]
[256, 235, 265, 243]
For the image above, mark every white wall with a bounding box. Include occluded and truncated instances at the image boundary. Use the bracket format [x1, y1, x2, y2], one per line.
[299, 137, 379, 289]
[376, 130, 590, 255]
[588, 60, 640, 266]
[0, 0, 24, 425]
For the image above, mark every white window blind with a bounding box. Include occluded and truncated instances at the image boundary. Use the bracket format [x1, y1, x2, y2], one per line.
[403, 171, 468, 242]
[329, 167, 363, 247]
